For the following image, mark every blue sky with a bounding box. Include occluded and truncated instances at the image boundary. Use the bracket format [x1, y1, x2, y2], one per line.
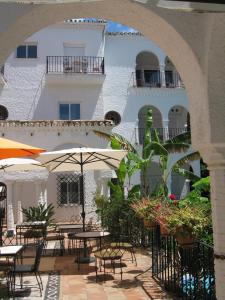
[74, 19, 137, 33]
[106, 20, 137, 33]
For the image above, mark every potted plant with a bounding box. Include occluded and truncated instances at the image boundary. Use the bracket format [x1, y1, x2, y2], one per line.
[130, 197, 161, 228]
[166, 205, 209, 247]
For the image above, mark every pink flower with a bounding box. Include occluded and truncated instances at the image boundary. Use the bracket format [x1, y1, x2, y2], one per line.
[169, 194, 176, 200]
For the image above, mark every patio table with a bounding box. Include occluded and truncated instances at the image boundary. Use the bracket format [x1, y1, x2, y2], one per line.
[0, 245, 23, 293]
[58, 224, 83, 234]
[16, 221, 46, 245]
[74, 231, 110, 263]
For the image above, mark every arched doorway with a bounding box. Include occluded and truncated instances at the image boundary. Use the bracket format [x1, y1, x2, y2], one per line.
[136, 51, 160, 87]
[168, 105, 189, 139]
[164, 56, 183, 88]
[138, 105, 163, 144]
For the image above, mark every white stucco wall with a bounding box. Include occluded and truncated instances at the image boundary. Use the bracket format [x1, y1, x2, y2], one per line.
[0, 21, 197, 223]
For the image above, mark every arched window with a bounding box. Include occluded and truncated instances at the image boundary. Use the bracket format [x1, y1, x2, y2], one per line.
[136, 52, 160, 87]
[138, 106, 163, 144]
[168, 105, 189, 139]
[0, 105, 8, 120]
[105, 111, 121, 125]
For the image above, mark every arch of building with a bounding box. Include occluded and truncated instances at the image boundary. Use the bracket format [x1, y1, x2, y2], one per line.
[0, 0, 224, 297]
[168, 105, 189, 138]
[136, 51, 160, 87]
[138, 105, 163, 143]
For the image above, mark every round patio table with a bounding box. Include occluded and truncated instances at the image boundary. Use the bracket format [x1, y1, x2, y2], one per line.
[75, 231, 110, 264]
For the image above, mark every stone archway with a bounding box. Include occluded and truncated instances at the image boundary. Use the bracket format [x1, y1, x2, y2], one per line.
[0, 1, 224, 298]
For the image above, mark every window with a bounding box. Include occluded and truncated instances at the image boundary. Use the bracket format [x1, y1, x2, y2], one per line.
[104, 111, 121, 125]
[59, 103, 80, 120]
[0, 105, 8, 120]
[16, 44, 37, 58]
[57, 174, 83, 206]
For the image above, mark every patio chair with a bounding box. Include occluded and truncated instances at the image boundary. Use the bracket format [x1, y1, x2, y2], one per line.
[44, 225, 65, 256]
[110, 235, 137, 266]
[93, 245, 124, 282]
[9, 240, 44, 296]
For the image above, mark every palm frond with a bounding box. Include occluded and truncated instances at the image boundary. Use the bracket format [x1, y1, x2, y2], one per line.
[176, 151, 200, 166]
[146, 142, 168, 156]
[93, 130, 112, 141]
[167, 131, 191, 144]
[163, 142, 190, 153]
[93, 130, 136, 152]
[173, 166, 201, 183]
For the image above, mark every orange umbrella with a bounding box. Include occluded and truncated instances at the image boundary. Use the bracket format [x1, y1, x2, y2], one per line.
[0, 137, 45, 159]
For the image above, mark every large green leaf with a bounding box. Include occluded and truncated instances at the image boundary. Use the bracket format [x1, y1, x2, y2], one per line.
[173, 165, 201, 182]
[175, 151, 200, 166]
[167, 131, 191, 144]
[163, 142, 190, 153]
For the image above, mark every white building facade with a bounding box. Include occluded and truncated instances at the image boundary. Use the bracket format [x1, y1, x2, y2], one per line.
[0, 20, 199, 223]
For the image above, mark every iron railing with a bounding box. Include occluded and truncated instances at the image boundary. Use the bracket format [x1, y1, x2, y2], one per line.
[46, 56, 104, 74]
[136, 127, 188, 144]
[151, 226, 216, 299]
[131, 70, 184, 88]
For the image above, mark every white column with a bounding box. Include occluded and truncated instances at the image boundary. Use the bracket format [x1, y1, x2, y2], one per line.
[201, 149, 225, 300]
[6, 180, 15, 231]
[16, 182, 23, 224]
[163, 119, 170, 141]
[180, 179, 190, 199]
[166, 172, 172, 196]
[42, 181, 48, 207]
[160, 64, 166, 87]
[35, 180, 47, 206]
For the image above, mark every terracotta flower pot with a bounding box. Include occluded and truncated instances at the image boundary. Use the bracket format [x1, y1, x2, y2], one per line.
[143, 219, 156, 229]
[175, 234, 196, 248]
[159, 223, 170, 236]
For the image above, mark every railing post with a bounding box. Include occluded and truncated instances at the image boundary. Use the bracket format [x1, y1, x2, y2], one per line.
[102, 58, 104, 74]
[46, 56, 48, 74]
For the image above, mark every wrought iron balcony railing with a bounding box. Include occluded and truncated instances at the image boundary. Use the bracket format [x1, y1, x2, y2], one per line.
[135, 127, 188, 144]
[130, 70, 184, 88]
[46, 56, 104, 75]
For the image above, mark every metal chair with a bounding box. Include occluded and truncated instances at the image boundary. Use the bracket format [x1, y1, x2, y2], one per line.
[93, 245, 124, 282]
[9, 241, 44, 296]
[44, 225, 65, 256]
[110, 235, 137, 266]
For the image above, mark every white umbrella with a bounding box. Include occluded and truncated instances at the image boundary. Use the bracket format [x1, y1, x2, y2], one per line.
[36, 147, 127, 230]
[0, 157, 45, 172]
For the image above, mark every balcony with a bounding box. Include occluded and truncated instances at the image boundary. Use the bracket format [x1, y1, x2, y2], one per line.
[130, 70, 184, 89]
[135, 127, 188, 144]
[46, 56, 105, 85]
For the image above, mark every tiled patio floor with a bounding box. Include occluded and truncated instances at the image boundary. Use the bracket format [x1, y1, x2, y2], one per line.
[50, 249, 172, 300]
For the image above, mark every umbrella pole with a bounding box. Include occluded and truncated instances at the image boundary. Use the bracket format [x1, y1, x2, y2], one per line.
[80, 153, 85, 232]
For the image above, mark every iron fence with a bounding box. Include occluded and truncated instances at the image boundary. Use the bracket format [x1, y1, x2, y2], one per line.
[151, 226, 216, 299]
[136, 127, 188, 144]
[131, 70, 184, 88]
[46, 56, 104, 74]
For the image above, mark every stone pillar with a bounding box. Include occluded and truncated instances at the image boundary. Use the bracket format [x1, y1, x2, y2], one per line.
[160, 64, 166, 87]
[201, 148, 225, 300]
[6, 180, 15, 231]
[163, 119, 170, 141]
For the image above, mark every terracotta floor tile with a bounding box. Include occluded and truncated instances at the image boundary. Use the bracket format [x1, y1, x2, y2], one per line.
[47, 248, 174, 300]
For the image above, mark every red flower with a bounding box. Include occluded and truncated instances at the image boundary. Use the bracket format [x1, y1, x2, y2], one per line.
[173, 200, 178, 206]
[169, 194, 176, 200]
[155, 204, 161, 210]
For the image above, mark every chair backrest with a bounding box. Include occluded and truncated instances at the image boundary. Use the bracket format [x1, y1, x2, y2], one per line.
[33, 241, 44, 272]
